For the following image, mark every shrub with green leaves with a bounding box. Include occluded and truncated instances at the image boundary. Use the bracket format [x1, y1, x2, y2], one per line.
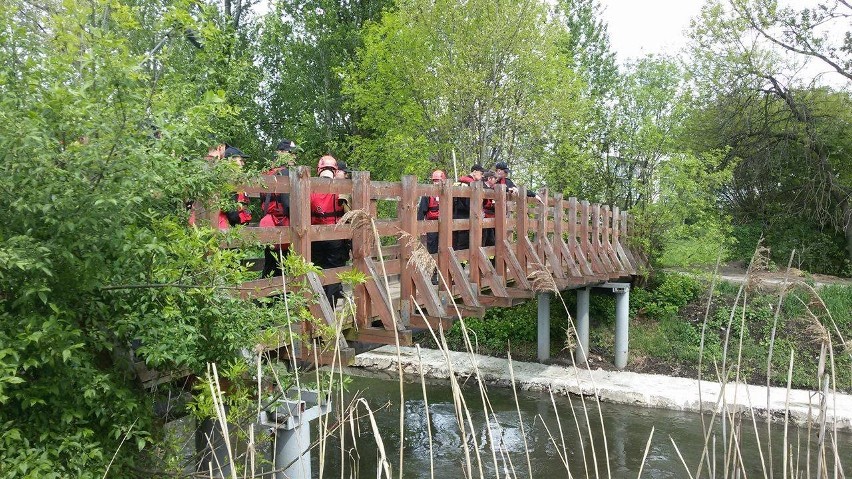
[0, 1, 283, 476]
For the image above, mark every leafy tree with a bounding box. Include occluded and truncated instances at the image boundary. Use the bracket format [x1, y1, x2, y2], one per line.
[343, 0, 590, 182]
[545, 0, 620, 200]
[608, 55, 688, 210]
[685, 0, 852, 273]
[256, 0, 391, 163]
[0, 0, 283, 475]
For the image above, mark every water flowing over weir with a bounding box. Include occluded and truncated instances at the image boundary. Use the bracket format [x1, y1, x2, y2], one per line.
[313, 371, 851, 479]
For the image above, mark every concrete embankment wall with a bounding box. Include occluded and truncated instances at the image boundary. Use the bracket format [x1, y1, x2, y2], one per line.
[353, 345, 852, 432]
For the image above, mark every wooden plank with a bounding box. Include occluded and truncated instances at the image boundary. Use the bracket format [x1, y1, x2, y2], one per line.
[475, 246, 508, 297]
[438, 179, 452, 289]
[516, 185, 529, 272]
[592, 203, 615, 273]
[398, 176, 418, 326]
[360, 257, 397, 329]
[347, 327, 413, 346]
[552, 194, 565, 266]
[581, 200, 607, 276]
[602, 206, 627, 275]
[469, 181, 484, 288]
[616, 209, 639, 274]
[444, 247, 481, 307]
[409, 262, 447, 318]
[494, 185, 508, 286]
[351, 171, 373, 327]
[502, 239, 532, 290]
[410, 315, 455, 332]
[291, 166, 312, 261]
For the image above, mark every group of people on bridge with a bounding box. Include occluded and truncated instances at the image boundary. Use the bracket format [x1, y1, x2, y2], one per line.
[194, 139, 539, 302]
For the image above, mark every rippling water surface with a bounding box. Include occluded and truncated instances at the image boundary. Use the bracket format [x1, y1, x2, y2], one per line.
[314, 369, 851, 478]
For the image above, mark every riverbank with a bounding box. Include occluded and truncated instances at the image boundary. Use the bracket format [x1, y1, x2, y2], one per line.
[353, 345, 852, 431]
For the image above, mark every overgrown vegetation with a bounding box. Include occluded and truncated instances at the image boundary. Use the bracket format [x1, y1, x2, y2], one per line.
[431, 272, 852, 393]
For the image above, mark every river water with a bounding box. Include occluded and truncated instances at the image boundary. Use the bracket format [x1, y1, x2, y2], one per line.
[312, 369, 850, 479]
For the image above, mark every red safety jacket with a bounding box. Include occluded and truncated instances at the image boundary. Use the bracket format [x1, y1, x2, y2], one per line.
[310, 193, 344, 225]
[259, 213, 290, 251]
[262, 166, 289, 218]
[425, 196, 440, 220]
[483, 197, 495, 218]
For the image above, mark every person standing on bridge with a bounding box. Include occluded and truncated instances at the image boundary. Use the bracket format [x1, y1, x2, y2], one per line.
[259, 139, 299, 278]
[452, 164, 484, 251]
[482, 170, 497, 250]
[494, 161, 543, 204]
[311, 155, 348, 307]
[218, 146, 253, 229]
[418, 169, 446, 284]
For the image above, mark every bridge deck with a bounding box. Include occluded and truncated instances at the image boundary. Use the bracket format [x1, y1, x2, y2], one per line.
[159, 167, 646, 381]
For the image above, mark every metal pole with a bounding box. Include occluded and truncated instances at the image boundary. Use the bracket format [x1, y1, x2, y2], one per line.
[614, 286, 630, 369]
[537, 292, 550, 361]
[575, 287, 590, 363]
[274, 421, 311, 479]
[260, 390, 331, 479]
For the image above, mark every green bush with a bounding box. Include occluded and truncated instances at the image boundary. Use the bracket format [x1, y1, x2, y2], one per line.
[632, 272, 703, 320]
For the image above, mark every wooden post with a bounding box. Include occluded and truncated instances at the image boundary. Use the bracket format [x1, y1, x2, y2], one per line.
[494, 184, 508, 289]
[553, 193, 564, 266]
[438, 179, 453, 288]
[290, 166, 312, 261]
[516, 187, 529, 273]
[469, 181, 483, 288]
[351, 171, 373, 327]
[398, 176, 418, 325]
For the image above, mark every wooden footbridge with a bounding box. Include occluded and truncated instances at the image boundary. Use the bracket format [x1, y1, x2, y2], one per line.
[197, 167, 644, 369]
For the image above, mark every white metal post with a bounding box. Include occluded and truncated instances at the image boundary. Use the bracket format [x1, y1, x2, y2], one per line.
[537, 292, 551, 361]
[575, 287, 590, 363]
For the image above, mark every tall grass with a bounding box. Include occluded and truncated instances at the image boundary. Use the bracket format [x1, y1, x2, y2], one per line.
[176, 232, 849, 479]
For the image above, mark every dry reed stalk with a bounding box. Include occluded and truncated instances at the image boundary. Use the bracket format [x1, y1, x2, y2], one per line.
[565, 393, 591, 478]
[403, 230, 504, 477]
[345, 208, 407, 478]
[535, 415, 572, 474]
[102, 419, 137, 479]
[547, 388, 569, 472]
[696, 250, 723, 478]
[670, 435, 697, 479]
[507, 351, 534, 479]
[207, 362, 238, 479]
[635, 426, 655, 479]
[412, 300, 483, 479]
[355, 398, 394, 478]
[415, 345, 436, 479]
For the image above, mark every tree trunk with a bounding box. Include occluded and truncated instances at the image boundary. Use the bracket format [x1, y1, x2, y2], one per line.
[843, 199, 852, 267]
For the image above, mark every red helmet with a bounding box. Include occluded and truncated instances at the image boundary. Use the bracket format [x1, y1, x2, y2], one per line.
[431, 170, 446, 181]
[317, 155, 338, 174]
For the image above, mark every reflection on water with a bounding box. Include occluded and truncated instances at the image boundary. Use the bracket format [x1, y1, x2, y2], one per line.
[316, 369, 851, 479]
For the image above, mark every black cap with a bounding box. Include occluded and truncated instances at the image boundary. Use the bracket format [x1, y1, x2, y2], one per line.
[471, 164, 484, 172]
[224, 146, 249, 158]
[482, 170, 496, 179]
[336, 160, 352, 173]
[495, 161, 509, 171]
[276, 139, 298, 152]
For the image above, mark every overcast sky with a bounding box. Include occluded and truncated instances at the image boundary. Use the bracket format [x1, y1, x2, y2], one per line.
[598, 0, 704, 64]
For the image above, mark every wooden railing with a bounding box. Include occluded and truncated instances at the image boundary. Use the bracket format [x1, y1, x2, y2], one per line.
[209, 167, 646, 364]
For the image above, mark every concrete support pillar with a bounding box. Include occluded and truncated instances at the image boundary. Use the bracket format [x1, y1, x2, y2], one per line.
[274, 420, 311, 479]
[260, 390, 331, 479]
[614, 285, 630, 369]
[575, 287, 590, 364]
[537, 292, 550, 361]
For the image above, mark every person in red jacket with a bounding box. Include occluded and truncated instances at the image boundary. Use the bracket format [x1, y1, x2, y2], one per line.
[482, 170, 497, 248]
[218, 146, 252, 229]
[311, 155, 348, 307]
[452, 164, 484, 251]
[418, 169, 446, 284]
[259, 139, 299, 278]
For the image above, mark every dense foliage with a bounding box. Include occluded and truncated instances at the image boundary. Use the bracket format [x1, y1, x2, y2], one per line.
[2, 0, 851, 475]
